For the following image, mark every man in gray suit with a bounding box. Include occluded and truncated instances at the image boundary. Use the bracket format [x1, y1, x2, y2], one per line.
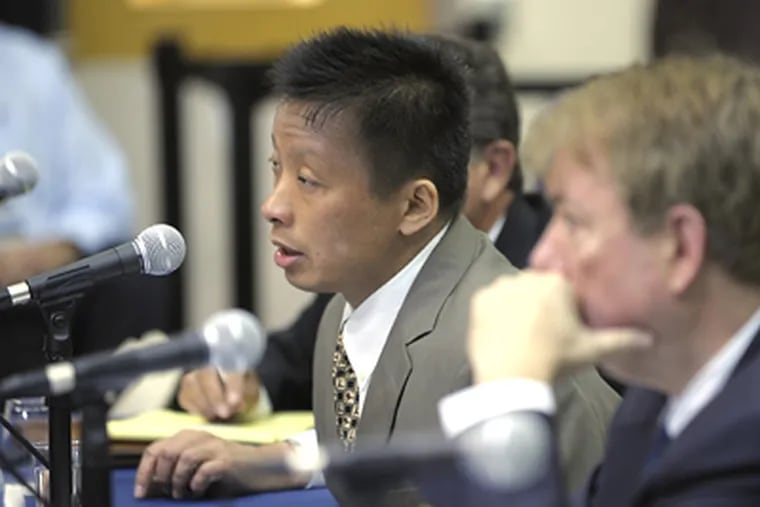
[133, 28, 617, 504]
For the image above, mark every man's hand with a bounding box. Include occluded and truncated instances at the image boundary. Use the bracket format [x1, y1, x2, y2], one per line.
[0, 239, 79, 285]
[468, 272, 652, 384]
[133, 431, 308, 499]
[178, 368, 261, 421]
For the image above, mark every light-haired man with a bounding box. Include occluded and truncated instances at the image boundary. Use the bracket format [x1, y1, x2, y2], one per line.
[434, 54, 760, 506]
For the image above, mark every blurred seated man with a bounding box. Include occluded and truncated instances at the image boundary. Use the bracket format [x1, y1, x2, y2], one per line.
[177, 35, 552, 416]
[431, 54, 760, 506]
[0, 23, 131, 284]
[0, 23, 169, 376]
[135, 28, 617, 504]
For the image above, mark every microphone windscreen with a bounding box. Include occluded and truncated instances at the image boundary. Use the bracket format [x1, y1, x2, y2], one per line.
[202, 309, 267, 372]
[133, 224, 186, 276]
[0, 151, 38, 198]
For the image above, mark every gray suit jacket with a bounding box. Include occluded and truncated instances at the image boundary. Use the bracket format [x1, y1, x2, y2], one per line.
[312, 215, 619, 505]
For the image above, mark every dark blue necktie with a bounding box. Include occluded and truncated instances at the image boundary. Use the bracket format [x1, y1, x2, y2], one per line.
[643, 424, 671, 476]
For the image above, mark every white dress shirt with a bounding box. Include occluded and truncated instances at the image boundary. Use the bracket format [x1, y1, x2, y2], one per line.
[487, 214, 506, 243]
[438, 306, 760, 440]
[662, 306, 760, 438]
[290, 223, 449, 486]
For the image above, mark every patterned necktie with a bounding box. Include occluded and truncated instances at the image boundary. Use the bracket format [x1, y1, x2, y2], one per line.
[332, 330, 361, 450]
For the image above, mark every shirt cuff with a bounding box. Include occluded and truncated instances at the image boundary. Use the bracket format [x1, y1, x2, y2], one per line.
[438, 378, 556, 437]
[287, 429, 325, 488]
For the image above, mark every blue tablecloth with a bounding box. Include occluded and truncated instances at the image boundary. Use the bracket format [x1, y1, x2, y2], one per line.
[23, 469, 338, 507]
[111, 469, 338, 507]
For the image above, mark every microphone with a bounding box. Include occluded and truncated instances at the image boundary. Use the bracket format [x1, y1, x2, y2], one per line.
[0, 151, 39, 202]
[0, 223, 186, 309]
[0, 308, 266, 399]
[263, 412, 552, 491]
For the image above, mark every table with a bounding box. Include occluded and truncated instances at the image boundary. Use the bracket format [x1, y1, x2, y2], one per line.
[113, 469, 338, 507]
[21, 469, 338, 507]
[111, 469, 338, 507]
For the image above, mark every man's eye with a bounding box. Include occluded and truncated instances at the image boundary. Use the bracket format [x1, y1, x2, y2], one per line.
[297, 175, 318, 187]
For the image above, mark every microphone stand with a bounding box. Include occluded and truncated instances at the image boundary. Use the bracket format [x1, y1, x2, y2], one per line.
[39, 296, 81, 507]
[73, 389, 111, 507]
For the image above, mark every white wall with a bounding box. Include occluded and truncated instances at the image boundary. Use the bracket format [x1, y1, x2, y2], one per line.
[495, 0, 655, 151]
[71, 0, 655, 330]
[499, 0, 654, 76]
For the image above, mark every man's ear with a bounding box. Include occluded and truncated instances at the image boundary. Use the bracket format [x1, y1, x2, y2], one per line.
[661, 203, 707, 295]
[399, 179, 439, 236]
[480, 140, 516, 202]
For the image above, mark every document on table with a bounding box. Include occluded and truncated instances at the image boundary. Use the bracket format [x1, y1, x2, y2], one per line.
[108, 409, 314, 444]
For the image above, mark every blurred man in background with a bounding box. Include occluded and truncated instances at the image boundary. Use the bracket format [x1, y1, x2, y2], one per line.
[0, 23, 132, 284]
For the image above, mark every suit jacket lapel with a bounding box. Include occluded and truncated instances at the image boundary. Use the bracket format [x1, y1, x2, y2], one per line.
[312, 294, 345, 450]
[355, 216, 485, 448]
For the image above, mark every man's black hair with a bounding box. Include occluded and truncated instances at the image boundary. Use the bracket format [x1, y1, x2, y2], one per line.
[270, 27, 471, 217]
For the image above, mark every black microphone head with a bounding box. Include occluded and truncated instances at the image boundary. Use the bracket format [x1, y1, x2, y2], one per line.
[201, 309, 267, 372]
[0, 151, 39, 199]
[133, 224, 186, 276]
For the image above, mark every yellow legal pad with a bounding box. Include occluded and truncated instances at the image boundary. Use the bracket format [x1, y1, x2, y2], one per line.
[107, 409, 314, 444]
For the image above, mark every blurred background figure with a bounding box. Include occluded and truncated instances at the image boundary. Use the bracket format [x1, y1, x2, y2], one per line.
[0, 4, 171, 377]
[652, 0, 760, 62]
[0, 22, 132, 285]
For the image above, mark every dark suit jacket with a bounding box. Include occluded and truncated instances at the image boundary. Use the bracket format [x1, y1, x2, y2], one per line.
[258, 193, 550, 411]
[495, 192, 551, 270]
[423, 327, 760, 507]
[580, 328, 760, 507]
[256, 293, 332, 411]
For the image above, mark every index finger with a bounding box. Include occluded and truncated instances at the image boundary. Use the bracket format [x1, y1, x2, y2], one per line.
[196, 369, 231, 419]
[134, 446, 159, 498]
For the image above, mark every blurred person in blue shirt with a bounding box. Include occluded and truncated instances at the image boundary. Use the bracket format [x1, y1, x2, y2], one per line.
[0, 24, 172, 378]
[0, 23, 133, 286]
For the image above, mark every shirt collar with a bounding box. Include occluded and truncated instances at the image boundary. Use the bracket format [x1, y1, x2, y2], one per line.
[340, 222, 450, 379]
[663, 305, 760, 437]
[487, 213, 506, 243]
